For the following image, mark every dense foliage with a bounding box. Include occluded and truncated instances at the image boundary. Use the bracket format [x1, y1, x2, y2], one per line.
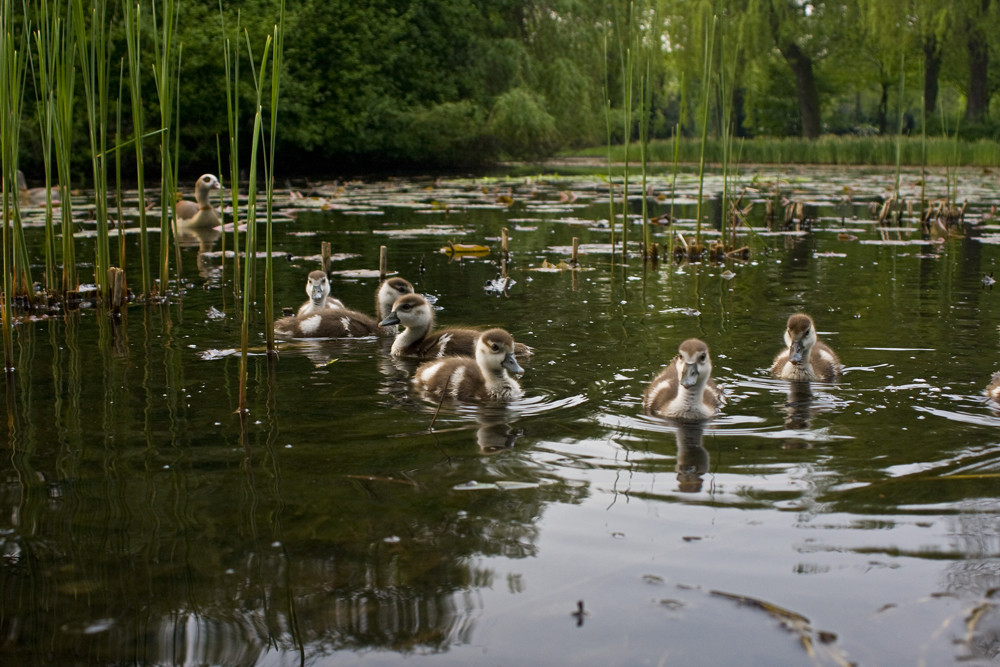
[13, 0, 1000, 177]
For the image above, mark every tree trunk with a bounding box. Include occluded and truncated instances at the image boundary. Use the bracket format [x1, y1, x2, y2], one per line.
[877, 81, 889, 134]
[923, 35, 940, 118]
[779, 41, 822, 139]
[966, 32, 989, 122]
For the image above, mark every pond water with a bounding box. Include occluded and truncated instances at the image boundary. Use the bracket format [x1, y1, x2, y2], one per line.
[5, 164, 1000, 665]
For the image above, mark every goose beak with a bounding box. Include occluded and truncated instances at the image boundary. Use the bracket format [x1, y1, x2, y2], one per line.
[502, 352, 524, 375]
[379, 312, 400, 327]
[788, 339, 805, 365]
[681, 362, 699, 388]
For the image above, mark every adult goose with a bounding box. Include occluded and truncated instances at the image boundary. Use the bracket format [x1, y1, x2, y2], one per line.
[413, 328, 524, 402]
[769, 313, 842, 382]
[643, 338, 724, 422]
[175, 174, 221, 227]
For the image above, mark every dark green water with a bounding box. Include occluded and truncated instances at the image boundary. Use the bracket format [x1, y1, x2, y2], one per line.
[5, 165, 1000, 665]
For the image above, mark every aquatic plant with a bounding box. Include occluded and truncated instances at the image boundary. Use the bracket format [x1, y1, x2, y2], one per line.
[123, 0, 151, 298]
[73, 0, 113, 302]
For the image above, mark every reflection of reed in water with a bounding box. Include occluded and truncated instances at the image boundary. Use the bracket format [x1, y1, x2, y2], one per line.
[675, 423, 710, 493]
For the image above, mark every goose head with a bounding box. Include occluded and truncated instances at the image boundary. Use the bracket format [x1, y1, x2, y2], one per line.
[783, 314, 818, 365]
[194, 174, 221, 206]
[478, 328, 523, 376]
[380, 293, 434, 330]
[305, 270, 331, 306]
[675, 338, 712, 389]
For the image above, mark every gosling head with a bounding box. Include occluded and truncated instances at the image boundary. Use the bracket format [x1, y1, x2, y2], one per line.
[377, 277, 415, 318]
[379, 293, 433, 329]
[305, 270, 330, 305]
[478, 328, 523, 376]
[676, 338, 712, 389]
[783, 314, 818, 366]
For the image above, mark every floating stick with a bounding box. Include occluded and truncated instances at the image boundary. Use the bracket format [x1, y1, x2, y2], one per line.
[379, 245, 387, 281]
[571, 237, 580, 267]
[321, 241, 331, 273]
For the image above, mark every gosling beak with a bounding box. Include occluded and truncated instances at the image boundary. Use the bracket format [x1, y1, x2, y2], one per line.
[502, 352, 524, 375]
[310, 284, 325, 302]
[788, 339, 805, 365]
[681, 362, 699, 388]
[379, 312, 400, 327]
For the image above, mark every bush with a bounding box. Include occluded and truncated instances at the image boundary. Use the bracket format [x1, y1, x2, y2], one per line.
[487, 87, 558, 161]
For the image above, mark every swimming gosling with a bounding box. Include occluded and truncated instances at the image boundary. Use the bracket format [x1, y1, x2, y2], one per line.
[297, 270, 345, 317]
[987, 372, 1000, 403]
[275, 277, 413, 339]
[643, 338, 724, 422]
[770, 313, 841, 382]
[380, 293, 531, 359]
[413, 328, 524, 402]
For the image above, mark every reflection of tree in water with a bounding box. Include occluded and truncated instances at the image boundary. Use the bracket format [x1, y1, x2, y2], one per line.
[0, 410, 581, 664]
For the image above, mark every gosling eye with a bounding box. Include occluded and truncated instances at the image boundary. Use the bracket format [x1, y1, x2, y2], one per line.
[699, 353, 706, 363]
[491, 343, 500, 352]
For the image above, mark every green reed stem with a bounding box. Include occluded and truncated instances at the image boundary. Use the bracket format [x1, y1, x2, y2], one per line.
[73, 0, 112, 302]
[221, 5, 241, 297]
[238, 30, 273, 413]
[123, 0, 150, 298]
[31, 0, 59, 293]
[603, 32, 615, 257]
[894, 51, 905, 200]
[0, 0, 28, 370]
[151, 0, 179, 297]
[263, 2, 286, 354]
[695, 14, 717, 247]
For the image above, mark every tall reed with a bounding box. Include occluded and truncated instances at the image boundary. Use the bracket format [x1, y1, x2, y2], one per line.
[151, 0, 180, 297]
[694, 13, 717, 247]
[893, 51, 905, 200]
[50, 3, 77, 295]
[602, 32, 615, 257]
[73, 0, 112, 301]
[0, 0, 29, 370]
[221, 6, 242, 297]
[30, 0, 60, 293]
[123, 0, 151, 298]
[263, 3, 286, 354]
[238, 29, 275, 413]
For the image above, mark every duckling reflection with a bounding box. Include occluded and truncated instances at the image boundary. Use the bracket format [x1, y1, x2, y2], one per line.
[674, 423, 710, 493]
[781, 380, 817, 431]
[176, 221, 222, 279]
[475, 418, 524, 454]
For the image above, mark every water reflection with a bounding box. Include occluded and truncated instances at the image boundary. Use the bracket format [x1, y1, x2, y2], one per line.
[674, 423, 710, 492]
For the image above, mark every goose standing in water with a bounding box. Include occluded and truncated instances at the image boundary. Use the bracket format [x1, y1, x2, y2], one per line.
[380, 293, 531, 359]
[275, 277, 413, 339]
[175, 174, 221, 227]
[643, 338, 724, 422]
[770, 313, 841, 382]
[297, 270, 345, 316]
[413, 328, 524, 402]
